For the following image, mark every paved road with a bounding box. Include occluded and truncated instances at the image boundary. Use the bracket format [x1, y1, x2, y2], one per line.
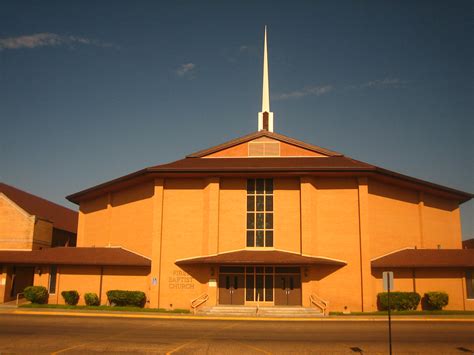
[0, 314, 472, 354]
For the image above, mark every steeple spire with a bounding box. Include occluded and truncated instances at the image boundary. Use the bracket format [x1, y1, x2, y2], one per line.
[262, 26, 270, 112]
[258, 26, 274, 132]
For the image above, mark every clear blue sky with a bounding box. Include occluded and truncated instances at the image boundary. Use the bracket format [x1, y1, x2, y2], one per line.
[1, 1, 473, 239]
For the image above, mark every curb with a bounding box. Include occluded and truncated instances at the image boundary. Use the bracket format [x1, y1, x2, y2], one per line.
[5, 310, 474, 322]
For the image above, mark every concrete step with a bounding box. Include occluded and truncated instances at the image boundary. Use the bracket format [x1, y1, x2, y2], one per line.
[0, 298, 29, 308]
[197, 306, 324, 317]
[201, 306, 258, 315]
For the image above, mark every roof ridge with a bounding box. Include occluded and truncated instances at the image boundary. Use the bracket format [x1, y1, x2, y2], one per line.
[186, 130, 343, 158]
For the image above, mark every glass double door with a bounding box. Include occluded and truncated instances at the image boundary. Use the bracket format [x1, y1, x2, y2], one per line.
[218, 273, 245, 305]
[218, 266, 301, 306]
[274, 273, 302, 306]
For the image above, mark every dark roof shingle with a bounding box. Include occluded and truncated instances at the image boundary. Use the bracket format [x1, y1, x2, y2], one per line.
[0, 183, 77, 233]
[371, 248, 474, 268]
[0, 247, 150, 267]
[149, 156, 371, 171]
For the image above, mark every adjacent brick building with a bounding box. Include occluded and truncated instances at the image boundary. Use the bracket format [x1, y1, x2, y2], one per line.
[0, 183, 77, 302]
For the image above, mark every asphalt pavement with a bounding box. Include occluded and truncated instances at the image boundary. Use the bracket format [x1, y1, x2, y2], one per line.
[0, 313, 472, 354]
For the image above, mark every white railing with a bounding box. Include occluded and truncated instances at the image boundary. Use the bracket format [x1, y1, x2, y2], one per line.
[191, 293, 209, 315]
[256, 293, 260, 314]
[16, 293, 24, 306]
[310, 294, 329, 316]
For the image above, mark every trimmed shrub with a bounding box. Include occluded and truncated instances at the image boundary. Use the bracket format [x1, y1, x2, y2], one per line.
[61, 290, 80, 305]
[423, 292, 449, 310]
[377, 292, 421, 311]
[106, 290, 146, 307]
[84, 293, 100, 306]
[23, 286, 49, 304]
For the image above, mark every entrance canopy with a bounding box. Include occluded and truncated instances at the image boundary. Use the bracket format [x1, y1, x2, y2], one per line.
[175, 249, 346, 266]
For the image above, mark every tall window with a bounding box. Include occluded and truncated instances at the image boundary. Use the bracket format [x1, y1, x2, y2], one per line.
[247, 178, 273, 247]
[467, 270, 474, 299]
[49, 265, 57, 294]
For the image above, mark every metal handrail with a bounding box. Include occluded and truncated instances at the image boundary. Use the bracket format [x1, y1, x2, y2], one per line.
[16, 292, 24, 306]
[310, 294, 329, 316]
[191, 293, 209, 315]
[256, 293, 260, 314]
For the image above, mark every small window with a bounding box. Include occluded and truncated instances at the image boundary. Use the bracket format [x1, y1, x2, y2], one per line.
[246, 231, 254, 247]
[265, 196, 273, 211]
[247, 196, 255, 212]
[247, 179, 255, 194]
[467, 271, 474, 299]
[265, 213, 273, 229]
[265, 179, 273, 193]
[265, 231, 273, 247]
[49, 265, 57, 294]
[256, 231, 264, 247]
[247, 214, 254, 229]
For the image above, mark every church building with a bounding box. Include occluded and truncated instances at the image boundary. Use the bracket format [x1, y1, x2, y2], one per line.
[1, 28, 473, 312]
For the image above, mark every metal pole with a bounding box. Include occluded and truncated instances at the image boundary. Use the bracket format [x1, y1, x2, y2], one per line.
[388, 276, 392, 355]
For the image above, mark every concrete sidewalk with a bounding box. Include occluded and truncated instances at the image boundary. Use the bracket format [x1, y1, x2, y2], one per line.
[1, 307, 473, 322]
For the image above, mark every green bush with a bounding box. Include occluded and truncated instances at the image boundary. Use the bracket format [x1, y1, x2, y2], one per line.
[106, 290, 146, 307]
[23, 286, 49, 304]
[378, 292, 421, 311]
[84, 293, 100, 306]
[61, 290, 80, 305]
[423, 292, 449, 310]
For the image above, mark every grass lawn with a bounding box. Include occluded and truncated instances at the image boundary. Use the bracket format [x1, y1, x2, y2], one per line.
[330, 310, 474, 316]
[19, 303, 190, 313]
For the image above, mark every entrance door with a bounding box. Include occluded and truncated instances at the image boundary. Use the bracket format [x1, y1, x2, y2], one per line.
[10, 266, 35, 298]
[219, 274, 245, 305]
[274, 274, 301, 306]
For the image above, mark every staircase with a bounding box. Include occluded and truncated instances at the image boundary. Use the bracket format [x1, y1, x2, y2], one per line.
[197, 306, 324, 317]
[259, 306, 324, 317]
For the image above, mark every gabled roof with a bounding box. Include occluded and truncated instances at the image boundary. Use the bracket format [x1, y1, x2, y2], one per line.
[1, 183, 78, 234]
[66, 131, 473, 205]
[0, 247, 150, 267]
[371, 248, 474, 268]
[186, 130, 342, 158]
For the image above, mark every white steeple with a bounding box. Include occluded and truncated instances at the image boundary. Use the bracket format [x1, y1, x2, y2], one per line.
[258, 26, 274, 132]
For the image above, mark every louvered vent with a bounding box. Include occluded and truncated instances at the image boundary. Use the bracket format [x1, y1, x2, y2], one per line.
[248, 142, 280, 157]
